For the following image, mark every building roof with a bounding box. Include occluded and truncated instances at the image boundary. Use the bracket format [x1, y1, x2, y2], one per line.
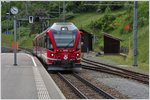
[79, 29, 93, 36]
[103, 33, 122, 41]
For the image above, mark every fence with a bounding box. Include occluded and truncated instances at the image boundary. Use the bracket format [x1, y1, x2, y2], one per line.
[120, 47, 129, 54]
[99, 46, 129, 54]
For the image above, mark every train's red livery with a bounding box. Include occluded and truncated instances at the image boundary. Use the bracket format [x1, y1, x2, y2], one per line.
[33, 22, 81, 72]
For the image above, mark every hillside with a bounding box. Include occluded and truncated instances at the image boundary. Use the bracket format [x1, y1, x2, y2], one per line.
[68, 2, 149, 70]
[1, 1, 149, 70]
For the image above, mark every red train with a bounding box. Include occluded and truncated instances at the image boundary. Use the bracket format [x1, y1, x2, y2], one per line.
[33, 22, 81, 72]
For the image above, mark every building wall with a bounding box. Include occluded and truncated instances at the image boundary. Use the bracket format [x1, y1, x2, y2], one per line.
[81, 32, 93, 52]
[104, 36, 120, 53]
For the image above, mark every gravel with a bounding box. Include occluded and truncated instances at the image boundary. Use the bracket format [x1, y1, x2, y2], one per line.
[49, 62, 149, 99]
[50, 73, 80, 99]
[64, 74, 104, 99]
[79, 69, 149, 99]
[97, 78, 149, 99]
[79, 69, 129, 99]
[50, 69, 130, 99]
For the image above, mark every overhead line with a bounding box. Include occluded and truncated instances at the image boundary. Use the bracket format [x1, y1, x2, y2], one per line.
[84, 4, 133, 6]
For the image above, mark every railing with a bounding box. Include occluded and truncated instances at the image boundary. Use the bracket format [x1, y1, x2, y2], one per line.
[120, 47, 129, 54]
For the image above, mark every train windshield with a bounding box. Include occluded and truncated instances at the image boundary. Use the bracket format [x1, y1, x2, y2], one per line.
[50, 23, 78, 48]
[52, 30, 77, 48]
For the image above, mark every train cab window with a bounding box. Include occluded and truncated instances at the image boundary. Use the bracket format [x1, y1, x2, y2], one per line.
[50, 23, 79, 48]
[52, 29, 77, 48]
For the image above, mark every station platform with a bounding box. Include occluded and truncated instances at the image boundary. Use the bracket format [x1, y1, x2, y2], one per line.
[1, 53, 65, 99]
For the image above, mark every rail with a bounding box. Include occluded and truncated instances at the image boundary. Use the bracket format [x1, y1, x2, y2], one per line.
[58, 73, 115, 99]
[81, 58, 149, 84]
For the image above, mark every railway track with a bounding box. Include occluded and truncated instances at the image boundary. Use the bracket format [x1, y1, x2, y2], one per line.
[18, 48, 149, 85]
[57, 73, 115, 99]
[81, 57, 149, 84]
[21, 48, 127, 98]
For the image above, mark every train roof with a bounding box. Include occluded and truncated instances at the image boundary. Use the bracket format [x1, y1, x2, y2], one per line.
[50, 22, 78, 31]
[33, 22, 78, 40]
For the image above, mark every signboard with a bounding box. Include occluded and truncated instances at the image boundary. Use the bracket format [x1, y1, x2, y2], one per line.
[124, 24, 130, 30]
[11, 41, 19, 49]
[5, 31, 12, 34]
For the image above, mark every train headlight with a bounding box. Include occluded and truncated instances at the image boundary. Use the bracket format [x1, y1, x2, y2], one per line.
[77, 53, 80, 56]
[51, 53, 54, 56]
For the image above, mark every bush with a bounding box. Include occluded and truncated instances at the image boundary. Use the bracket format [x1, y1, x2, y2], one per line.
[89, 14, 116, 32]
[65, 12, 76, 20]
[138, 2, 149, 26]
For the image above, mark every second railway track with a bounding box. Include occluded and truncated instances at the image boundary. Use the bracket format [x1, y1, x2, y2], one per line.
[57, 72, 115, 99]
[81, 57, 149, 84]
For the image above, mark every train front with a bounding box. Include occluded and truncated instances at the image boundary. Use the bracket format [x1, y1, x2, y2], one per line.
[47, 23, 81, 72]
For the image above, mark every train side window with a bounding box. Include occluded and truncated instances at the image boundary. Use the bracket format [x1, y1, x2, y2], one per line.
[40, 38, 42, 47]
[39, 38, 41, 46]
[36, 39, 39, 46]
[42, 37, 44, 47]
[33, 41, 34, 46]
[41, 38, 42, 47]
[45, 36, 53, 50]
[44, 36, 47, 48]
[77, 37, 81, 50]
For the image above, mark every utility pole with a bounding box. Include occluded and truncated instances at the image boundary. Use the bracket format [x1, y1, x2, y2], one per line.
[6, 13, 10, 34]
[63, 1, 65, 22]
[133, 1, 138, 66]
[18, 21, 20, 40]
[6, 1, 11, 34]
[59, 1, 61, 20]
[25, 1, 29, 16]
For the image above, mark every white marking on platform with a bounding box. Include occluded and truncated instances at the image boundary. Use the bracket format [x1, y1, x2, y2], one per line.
[27, 54, 50, 99]
[30, 55, 37, 67]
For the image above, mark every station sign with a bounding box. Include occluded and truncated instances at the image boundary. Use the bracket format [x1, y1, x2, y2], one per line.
[29, 16, 34, 23]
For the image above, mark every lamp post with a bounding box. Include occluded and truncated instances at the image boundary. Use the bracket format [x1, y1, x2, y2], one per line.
[10, 6, 18, 66]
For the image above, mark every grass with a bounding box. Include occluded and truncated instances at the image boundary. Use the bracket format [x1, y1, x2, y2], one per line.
[69, 12, 104, 30]
[100, 55, 129, 65]
[17, 26, 36, 49]
[100, 54, 149, 71]
[2, 33, 14, 48]
[2, 26, 35, 49]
